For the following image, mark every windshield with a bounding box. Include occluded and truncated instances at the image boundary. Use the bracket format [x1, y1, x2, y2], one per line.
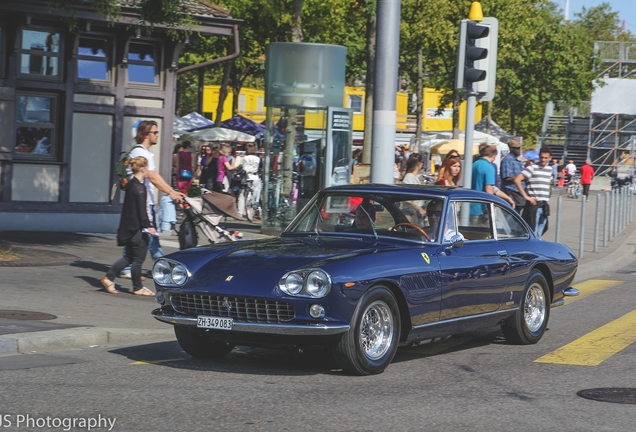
[284, 191, 448, 243]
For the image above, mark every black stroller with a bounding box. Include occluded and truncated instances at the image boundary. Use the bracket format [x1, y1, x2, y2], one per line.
[176, 190, 244, 250]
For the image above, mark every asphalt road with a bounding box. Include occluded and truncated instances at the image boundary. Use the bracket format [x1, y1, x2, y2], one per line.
[1, 274, 634, 432]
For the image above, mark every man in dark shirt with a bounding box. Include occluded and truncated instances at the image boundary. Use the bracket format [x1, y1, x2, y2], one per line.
[500, 139, 526, 214]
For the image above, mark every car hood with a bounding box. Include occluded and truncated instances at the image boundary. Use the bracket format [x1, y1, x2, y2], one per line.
[166, 236, 396, 274]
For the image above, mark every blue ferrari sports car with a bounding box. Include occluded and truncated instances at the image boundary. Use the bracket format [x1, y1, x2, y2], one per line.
[152, 184, 579, 375]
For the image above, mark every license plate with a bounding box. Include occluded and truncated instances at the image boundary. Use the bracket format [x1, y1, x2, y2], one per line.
[197, 316, 233, 330]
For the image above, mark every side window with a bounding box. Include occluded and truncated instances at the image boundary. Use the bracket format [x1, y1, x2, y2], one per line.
[77, 35, 111, 82]
[494, 205, 529, 239]
[15, 92, 58, 159]
[455, 201, 493, 241]
[19, 28, 62, 79]
[127, 42, 159, 85]
[348, 95, 362, 114]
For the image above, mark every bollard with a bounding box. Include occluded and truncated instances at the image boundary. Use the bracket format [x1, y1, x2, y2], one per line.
[621, 186, 626, 232]
[603, 191, 609, 247]
[610, 189, 615, 239]
[554, 196, 562, 243]
[579, 195, 586, 258]
[594, 193, 600, 253]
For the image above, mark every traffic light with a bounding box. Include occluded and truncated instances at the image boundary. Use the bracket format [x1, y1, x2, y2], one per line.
[455, 18, 499, 101]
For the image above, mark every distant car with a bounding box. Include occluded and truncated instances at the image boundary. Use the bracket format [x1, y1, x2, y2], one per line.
[151, 185, 579, 375]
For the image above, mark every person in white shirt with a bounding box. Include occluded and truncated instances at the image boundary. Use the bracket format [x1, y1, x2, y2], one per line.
[238, 143, 262, 217]
[120, 120, 183, 279]
[565, 160, 577, 183]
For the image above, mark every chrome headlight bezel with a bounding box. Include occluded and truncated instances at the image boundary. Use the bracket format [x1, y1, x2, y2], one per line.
[152, 258, 190, 287]
[278, 269, 332, 298]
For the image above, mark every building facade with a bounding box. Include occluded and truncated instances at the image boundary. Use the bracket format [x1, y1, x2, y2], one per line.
[0, 0, 238, 231]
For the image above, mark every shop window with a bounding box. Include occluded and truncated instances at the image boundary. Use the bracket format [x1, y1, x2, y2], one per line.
[127, 42, 158, 85]
[19, 28, 61, 79]
[15, 93, 58, 159]
[77, 36, 111, 82]
[348, 95, 362, 114]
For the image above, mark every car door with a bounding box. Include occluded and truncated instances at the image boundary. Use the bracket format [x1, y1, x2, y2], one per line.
[438, 200, 510, 320]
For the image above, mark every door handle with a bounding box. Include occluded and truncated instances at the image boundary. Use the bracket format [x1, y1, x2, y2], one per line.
[497, 250, 508, 257]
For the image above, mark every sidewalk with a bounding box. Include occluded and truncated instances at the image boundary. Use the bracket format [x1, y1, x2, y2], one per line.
[1, 186, 634, 356]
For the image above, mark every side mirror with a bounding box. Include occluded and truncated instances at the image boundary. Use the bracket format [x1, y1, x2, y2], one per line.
[448, 234, 464, 249]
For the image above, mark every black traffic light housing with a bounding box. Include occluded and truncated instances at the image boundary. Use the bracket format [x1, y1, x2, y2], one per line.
[456, 20, 490, 92]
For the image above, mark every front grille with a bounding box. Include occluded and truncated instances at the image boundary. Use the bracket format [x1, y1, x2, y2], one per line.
[170, 294, 295, 323]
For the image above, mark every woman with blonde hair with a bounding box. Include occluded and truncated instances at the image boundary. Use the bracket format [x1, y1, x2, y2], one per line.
[216, 143, 238, 192]
[101, 156, 156, 296]
[436, 156, 462, 186]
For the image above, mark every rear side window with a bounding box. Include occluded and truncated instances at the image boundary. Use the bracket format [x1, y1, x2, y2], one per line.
[494, 205, 529, 239]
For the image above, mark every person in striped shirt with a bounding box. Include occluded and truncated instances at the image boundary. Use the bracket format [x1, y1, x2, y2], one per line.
[513, 147, 553, 238]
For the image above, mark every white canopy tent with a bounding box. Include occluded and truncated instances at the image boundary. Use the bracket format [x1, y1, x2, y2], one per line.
[179, 127, 257, 146]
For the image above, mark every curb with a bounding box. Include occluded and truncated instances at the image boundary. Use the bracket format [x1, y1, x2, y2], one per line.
[0, 327, 174, 356]
[573, 229, 636, 283]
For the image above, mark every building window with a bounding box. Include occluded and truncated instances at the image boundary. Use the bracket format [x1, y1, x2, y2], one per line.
[239, 94, 247, 112]
[77, 36, 111, 82]
[15, 93, 58, 159]
[257, 96, 264, 112]
[19, 28, 61, 79]
[348, 95, 363, 113]
[127, 42, 158, 85]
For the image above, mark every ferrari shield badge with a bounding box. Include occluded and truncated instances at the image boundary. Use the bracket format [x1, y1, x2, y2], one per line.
[225, 276, 234, 281]
[421, 253, 430, 264]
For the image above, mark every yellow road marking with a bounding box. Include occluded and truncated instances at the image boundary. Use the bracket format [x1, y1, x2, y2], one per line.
[535, 309, 636, 366]
[567, 280, 622, 304]
[130, 358, 185, 365]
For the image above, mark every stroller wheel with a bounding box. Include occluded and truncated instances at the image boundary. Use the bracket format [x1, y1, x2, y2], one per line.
[178, 217, 198, 250]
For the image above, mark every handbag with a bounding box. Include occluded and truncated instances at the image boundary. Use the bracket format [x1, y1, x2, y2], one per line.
[180, 169, 193, 180]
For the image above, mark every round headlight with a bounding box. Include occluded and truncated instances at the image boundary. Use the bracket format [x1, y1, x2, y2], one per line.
[153, 260, 172, 285]
[281, 273, 303, 295]
[171, 265, 188, 285]
[305, 270, 331, 298]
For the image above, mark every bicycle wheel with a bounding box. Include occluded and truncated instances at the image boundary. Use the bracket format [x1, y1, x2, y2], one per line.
[245, 190, 255, 222]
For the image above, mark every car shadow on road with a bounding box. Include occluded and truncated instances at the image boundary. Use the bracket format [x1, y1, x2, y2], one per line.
[393, 326, 505, 364]
[109, 341, 343, 376]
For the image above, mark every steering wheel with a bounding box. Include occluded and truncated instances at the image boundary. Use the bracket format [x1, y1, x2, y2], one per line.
[392, 222, 430, 240]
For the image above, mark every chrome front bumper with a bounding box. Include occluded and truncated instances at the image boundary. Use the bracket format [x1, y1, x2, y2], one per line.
[550, 287, 580, 308]
[152, 308, 350, 336]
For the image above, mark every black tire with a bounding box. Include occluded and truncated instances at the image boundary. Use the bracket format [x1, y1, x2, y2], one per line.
[177, 212, 198, 250]
[502, 271, 550, 345]
[333, 286, 401, 375]
[174, 326, 235, 359]
[245, 190, 255, 222]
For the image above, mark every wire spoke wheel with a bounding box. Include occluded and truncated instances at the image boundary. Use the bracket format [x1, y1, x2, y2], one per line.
[524, 283, 546, 332]
[359, 300, 394, 360]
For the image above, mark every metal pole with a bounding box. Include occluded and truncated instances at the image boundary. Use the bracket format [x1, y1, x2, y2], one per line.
[593, 193, 600, 253]
[610, 188, 615, 239]
[603, 191, 609, 247]
[555, 196, 563, 243]
[371, 0, 402, 184]
[619, 186, 624, 232]
[579, 195, 586, 258]
[462, 94, 477, 188]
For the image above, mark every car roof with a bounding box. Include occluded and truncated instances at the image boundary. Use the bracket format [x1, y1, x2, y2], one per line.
[324, 183, 509, 205]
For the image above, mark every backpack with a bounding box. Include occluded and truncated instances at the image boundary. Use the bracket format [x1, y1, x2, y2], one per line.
[115, 145, 144, 190]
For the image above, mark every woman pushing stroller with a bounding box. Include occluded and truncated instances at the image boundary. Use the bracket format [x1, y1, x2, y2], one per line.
[101, 156, 156, 296]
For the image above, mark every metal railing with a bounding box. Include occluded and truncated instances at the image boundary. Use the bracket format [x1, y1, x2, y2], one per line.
[553, 186, 634, 259]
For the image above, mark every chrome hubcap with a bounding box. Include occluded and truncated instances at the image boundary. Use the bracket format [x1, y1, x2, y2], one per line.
[359, 300, 394, 360]
[524, 283, 546, 332]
